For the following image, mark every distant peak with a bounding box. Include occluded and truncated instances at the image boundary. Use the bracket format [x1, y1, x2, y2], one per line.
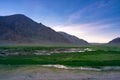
[113, 37, 120, 40]
[116, 37, 120, 39]
[7, 14, 28, 18]
[39, 22, 44, 25]
[58, 31, 67, 34]
[108, 37, 120, 44]
[11, 14, 25, 16]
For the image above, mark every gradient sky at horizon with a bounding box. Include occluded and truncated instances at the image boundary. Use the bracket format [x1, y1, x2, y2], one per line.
[0, 0, 120, 43]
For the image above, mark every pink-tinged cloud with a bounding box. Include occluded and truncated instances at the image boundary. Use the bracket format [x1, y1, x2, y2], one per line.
[52, 22, 118, 43]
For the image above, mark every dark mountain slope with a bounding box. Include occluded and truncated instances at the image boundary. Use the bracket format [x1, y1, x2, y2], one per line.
[107, 37, 120, 46]
[0, 14, 71, 45]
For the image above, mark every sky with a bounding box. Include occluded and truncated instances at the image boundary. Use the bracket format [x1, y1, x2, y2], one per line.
[0, 0, 120, 43]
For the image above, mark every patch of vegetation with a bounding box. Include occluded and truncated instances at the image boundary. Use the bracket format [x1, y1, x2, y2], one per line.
[0, 50, 120, 67]
[0, 46, 88, 53]
[90, 46, 120, 51]
[0, 45, 119, 53]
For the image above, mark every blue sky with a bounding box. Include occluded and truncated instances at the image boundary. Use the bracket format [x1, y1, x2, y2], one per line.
[0, 0, 120, 43]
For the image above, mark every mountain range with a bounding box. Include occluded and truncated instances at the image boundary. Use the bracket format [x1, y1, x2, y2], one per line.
[107, 37, 120, 46]
[0, 14, 89, 46]
[0, 14, 119, 46]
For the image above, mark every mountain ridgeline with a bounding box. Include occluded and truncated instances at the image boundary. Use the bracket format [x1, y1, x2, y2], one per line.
[107, 37, 120, 46]
[58, 32, 89, 45]
[0, 14, 89, 46]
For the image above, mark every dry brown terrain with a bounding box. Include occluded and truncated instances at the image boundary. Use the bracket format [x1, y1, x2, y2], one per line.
[0, 65, 120, 80]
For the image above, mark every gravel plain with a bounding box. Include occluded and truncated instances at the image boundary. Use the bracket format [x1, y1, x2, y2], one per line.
[0, 65, 120, 80]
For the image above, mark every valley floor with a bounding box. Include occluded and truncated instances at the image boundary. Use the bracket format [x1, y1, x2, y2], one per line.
[0, 65, 120, 80]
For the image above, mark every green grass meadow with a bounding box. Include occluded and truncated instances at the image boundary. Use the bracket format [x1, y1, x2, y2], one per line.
[0, 46, 120, 67]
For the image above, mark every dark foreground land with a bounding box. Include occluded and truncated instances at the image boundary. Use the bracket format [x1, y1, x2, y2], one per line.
[0, 65, 120, 80]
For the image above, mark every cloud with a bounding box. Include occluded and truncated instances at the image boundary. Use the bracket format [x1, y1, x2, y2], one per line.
[52, 21, 115, 34]
[52, 22, 118, 43]
[67, 0, 114, 24]
[51, 0, 120, 43]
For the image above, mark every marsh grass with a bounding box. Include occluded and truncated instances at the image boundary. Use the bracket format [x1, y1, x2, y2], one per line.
[0, 49, 120, 67]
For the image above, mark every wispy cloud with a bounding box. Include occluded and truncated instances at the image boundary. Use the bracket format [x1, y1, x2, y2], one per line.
[67, 0, 114, 24]
[52, 0, 120, 43]
[52, 21, 118, 43]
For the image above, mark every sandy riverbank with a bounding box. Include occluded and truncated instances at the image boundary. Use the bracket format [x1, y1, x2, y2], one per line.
[0, 65, 120, 80]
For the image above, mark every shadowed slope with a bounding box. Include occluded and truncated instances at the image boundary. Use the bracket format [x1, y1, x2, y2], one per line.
[0, 14, 71, 45]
